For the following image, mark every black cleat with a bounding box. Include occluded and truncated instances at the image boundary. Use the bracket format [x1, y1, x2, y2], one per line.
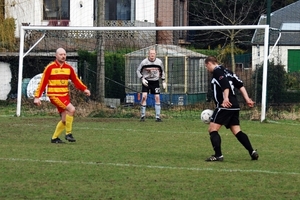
[155, 118, 162, 122]
[205, 155, 224, 162]
[251, 150, 259, 160]
[65, 134, 76, 142]
[140, 116, 145, 122]
[51, 137, 65, 144]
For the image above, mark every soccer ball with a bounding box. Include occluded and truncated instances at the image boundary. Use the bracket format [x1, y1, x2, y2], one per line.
[200, 109, 214, 124]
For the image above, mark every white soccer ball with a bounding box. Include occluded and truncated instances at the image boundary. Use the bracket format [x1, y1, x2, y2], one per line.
[200, 109, 214, 124]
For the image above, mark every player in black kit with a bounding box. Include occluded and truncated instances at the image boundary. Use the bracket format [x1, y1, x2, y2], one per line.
[204, 56, 259, 161]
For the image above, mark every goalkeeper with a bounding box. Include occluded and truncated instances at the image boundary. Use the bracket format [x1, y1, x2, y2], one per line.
[136, 49, 166, 122]
[34, 48, 91, 144]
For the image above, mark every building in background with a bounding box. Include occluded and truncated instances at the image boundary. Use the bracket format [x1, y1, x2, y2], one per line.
[3, 0, 189, 45]
[252, 1, 300, 72]
[1, 0, 191, 102]
[156, 0, 189, 45]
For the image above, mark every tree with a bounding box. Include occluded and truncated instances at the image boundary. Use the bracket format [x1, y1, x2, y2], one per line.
[189, 0, 299, 72]
[271, 0, 299, 11]
[189, 0, 267, 72]
[96, 0, 105, 103]
[254, 61, 286, 104]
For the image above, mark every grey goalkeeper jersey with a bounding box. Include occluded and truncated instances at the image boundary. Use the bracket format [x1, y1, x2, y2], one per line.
[136, 58, 166, 81]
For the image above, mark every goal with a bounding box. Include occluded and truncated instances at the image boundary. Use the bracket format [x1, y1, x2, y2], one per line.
[16, 25, 269, 120]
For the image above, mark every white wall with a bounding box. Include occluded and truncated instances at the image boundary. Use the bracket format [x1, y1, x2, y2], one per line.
[135, 0, 155, 23]
[252, 45, 300, 71]
[275, 46, 300, 71]
[252, 45, 271, 70]
[5, 0, 39, 38]
[6, 0, 156, 37]
[5, 0, 94, 38]
[70, 0, 94, 26]
[0, 62, 12, 100]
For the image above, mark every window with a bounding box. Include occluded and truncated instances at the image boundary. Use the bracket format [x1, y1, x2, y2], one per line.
[288, 49, 300, 72]
[105, 0, 132, 20]
[43, 0, 70, 20]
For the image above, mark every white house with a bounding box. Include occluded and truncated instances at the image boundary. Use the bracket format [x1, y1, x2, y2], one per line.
[1, 0, 156, 99]
[5, 0, 155, 38]
[1, 0, 189, 100]
[252, 1, 300, 72]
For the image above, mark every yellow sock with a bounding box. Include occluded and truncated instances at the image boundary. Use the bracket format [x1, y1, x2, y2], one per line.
[52, 121, 65, 139]
[65, 114, 74, 135]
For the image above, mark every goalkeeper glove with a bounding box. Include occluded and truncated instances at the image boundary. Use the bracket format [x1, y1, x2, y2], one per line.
[141, 78, 148, 87]
[162, 81, 167, 89]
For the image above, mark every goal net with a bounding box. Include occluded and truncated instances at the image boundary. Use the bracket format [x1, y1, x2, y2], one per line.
[13, 25, 269, 120]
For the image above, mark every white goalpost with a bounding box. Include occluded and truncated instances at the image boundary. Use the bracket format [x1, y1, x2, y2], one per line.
[17, 25, 269, 121]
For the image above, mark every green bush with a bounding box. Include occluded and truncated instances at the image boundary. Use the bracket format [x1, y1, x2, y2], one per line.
[285, 72, 300, 91]
[254, 61, 286, 104]
[0, 18, 16, 51]
[77, 50, 125, 101]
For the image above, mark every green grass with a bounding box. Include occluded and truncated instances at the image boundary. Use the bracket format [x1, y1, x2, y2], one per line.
[0, 116, 299, 199]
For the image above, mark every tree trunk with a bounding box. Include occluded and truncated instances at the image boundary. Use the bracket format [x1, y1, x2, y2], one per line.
[96, 0, 105, 103]
[230, 32, 236, 73]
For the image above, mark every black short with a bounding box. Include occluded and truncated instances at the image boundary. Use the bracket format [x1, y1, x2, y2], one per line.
[211, 109, 240, 129]
[141, 80, 160, 94]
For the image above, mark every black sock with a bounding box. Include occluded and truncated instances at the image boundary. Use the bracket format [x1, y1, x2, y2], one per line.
[235, 131, 254, 155]
[209, 131, 222, 157]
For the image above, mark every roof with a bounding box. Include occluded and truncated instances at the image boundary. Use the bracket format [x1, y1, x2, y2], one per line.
[125, 44, 207, 58]
[252, 1, 300, 45]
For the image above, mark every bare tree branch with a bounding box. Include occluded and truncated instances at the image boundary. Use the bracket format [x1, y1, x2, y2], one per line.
[189, 0, 267, 71]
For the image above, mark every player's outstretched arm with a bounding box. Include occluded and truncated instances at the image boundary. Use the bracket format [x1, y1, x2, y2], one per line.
[239, 86, 255, 108]
[34, 97, 41, 106]
[221, 89, 232, 108]
[83, 89, 91, 96]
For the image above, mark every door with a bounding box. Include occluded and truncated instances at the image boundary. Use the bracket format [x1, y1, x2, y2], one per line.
[288, 49, 300, 72]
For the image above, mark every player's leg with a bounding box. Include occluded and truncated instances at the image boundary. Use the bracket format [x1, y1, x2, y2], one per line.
[64, 103, 76, 142]
[140, 92, 148, 121]
[205, 122, 223, 161]
[151, 80, 162, 122]
[140, 83, 149, 121]
[154, 94, 162, 122]
[51, 119, 65, 143]
[229, 111, 258, 160]
[49, 95, 76, 143]
[230, 125, 258, 160]
[49, 97, 66, 143]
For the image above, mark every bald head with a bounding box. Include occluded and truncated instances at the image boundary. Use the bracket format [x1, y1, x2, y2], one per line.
[55, 48, 66, 64]
[148, 49, 156, 62]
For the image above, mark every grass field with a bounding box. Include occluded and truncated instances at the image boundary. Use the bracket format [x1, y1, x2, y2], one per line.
[0, 115, 300, 199]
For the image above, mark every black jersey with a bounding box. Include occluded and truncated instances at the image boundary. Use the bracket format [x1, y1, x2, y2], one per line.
[211, 65, 244, 109]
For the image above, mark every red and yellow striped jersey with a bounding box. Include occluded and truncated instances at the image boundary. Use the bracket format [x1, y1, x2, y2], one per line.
[34, 60, 87, 98]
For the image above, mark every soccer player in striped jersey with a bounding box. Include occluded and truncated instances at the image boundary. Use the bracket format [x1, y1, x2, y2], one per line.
[136, 49, 167, 122]
[204, 56, 258, 161]
[34, 48, 91, 143]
